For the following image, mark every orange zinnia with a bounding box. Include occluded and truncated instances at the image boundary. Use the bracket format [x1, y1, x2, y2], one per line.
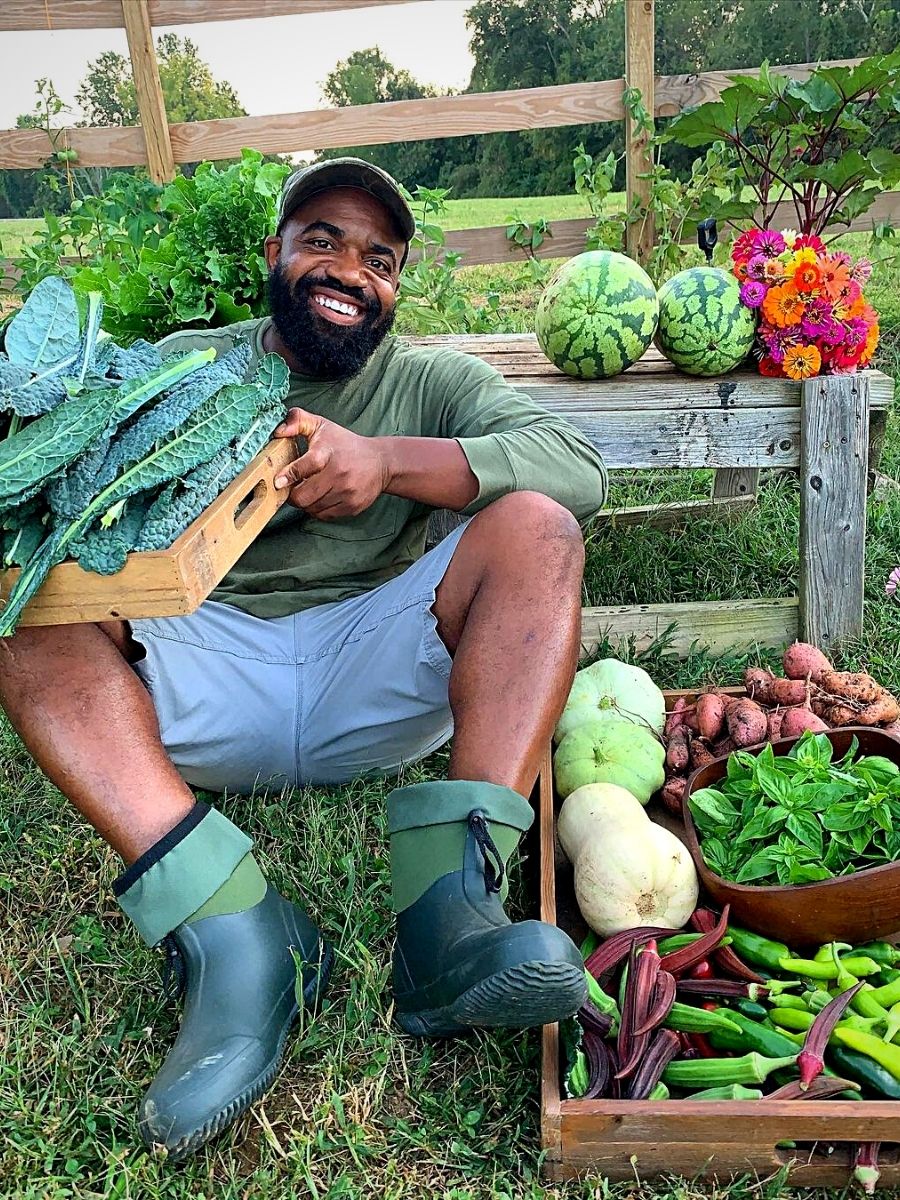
[762, 284, 804, 327]
[790, 261, 823, 293]
[860, 324, 880, 365]
[782, 344, 822, 380]
[734, 259, 749, 283]
[820, 257, 852, 299]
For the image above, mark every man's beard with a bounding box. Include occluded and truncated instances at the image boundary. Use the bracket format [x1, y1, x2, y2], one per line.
[267, 263, 395, 380]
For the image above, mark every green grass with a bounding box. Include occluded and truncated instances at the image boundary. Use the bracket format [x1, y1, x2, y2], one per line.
[0, 217, 44, 257]
[2, 226, 900, 1196]
[439, 194, 595, 230]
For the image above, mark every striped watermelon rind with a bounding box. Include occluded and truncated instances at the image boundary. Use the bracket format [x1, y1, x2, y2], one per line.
[655, 267, 756, 376]
[534, 251, 659, 380]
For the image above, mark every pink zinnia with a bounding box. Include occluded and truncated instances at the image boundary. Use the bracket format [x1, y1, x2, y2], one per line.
[732, 229, 758, 262]
[800, 298, 838, 339]
[740, 280, 766, 308]
[887, 566, 900, 598]
[793, 234, 827, 254]
[851, 258, 873, 284]
[762, 322, 802, 364]
[746, 254, 770, 281]
[830, 250, 852, 268]
[756, 229, 787, 258]
[843, 317, 869, 352]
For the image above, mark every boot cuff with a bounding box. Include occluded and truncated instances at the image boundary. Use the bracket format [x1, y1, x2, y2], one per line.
[387, 780, 534, 835]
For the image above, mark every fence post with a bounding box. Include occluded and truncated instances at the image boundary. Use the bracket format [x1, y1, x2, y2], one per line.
[121, 0, 175, 184]
[624, 0, 655, 265]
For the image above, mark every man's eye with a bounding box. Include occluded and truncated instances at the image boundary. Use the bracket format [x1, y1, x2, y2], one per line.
[310, 239, 332, 249]
[368, 259, 389, 272]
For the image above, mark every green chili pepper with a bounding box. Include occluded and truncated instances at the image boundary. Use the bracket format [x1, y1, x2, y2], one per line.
[870, 975, 900, 1008]
[833, 1026, 900, 1082]
[707, 1011, 807, 1059]
[829, 1045, 900, 1099]
[656, 933, 703, 955]
[733, 998, 769, 1022]
[852, 983, 891, 1021]
[884, 1002, 900, 1045]
[858, 943, 900, 968]
[770, 994, 809, 1011]
[814, 942, 853, 964]
[805, 990, 837, 1013]
[778, 955, 881, 981]
[727, 926, 790, 974]
[770, 1008, 815, 1032]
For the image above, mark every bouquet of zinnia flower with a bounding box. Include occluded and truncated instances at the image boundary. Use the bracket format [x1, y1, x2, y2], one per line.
[731, 229, 879, 380]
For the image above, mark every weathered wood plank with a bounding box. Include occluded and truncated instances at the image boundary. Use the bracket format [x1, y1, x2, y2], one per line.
[0, 58, 871, 170]
[712, 467, 759, 500]
[625, 0, 655, 264]
[581, 597, 799, 656]
[0, 0, 410, 29]
[121, 0, 175, 185]
[799, 374, 869, 648]
[594, 494, 754, 529]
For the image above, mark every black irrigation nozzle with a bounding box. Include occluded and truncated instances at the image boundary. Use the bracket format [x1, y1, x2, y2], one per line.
[697, 218, 718, 263]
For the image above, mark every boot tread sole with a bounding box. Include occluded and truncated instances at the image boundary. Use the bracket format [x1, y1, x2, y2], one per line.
[396, 959, 586, 1038]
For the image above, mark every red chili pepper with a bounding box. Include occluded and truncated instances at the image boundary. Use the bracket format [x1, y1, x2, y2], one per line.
[687, 1032, 717, 1059]
[689, 960, 714, 980]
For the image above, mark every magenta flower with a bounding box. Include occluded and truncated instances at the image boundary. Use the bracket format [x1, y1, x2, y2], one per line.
[740, 280, 767, 308]
[886, 566, 900, 598]
[746, 253, 770, 281]
[851, 258, 873, 284]
[843, 317, 868, 352]
[756, 229, 787, 258]
[800, 298, 838, 339]
[762, 323, 802, 364]
[830, 250, 852, 268]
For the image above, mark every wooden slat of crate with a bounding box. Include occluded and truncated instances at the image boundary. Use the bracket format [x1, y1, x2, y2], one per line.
[0, 438, 297, 627]
[537, 740, 900, 1185]
[581, 597, 799, 656]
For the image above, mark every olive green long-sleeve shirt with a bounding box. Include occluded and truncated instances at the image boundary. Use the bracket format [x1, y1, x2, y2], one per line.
[158, 318, 607, 618]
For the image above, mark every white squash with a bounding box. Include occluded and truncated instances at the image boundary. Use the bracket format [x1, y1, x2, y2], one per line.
[557, 782, 648, 863]
[573, 821, 699, 936]
[554, 658, 666, 744]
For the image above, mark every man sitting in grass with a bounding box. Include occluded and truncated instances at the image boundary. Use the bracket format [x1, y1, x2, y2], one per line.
[0, 158, 607, 1159]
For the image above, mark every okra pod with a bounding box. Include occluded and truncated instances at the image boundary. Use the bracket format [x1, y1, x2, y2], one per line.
[663, 1002, 742, 1036]
[662, 1051, 797, 1088]
[659, 905, 729, 976]
[853, 1142, 881, 1196]
[584, 926, 678, 983]
[626, 1028, 681, 1100]
[798, 981, 864, 1087]
[675, 979, 768, 1002]
[691, 911, 766, 983]
[583, 1030, 614, 1100]
[578, 999, 615, 1039]
[686, 1084, 763, 1100]
[566, 1048, 589, 1098]
[766, 1076, 860, 1101]
[617, 941, 661, 1080]
[584, 971, 620, 1032]
[832, 1026, 900, 1082]
[633, 970, 677, 1038]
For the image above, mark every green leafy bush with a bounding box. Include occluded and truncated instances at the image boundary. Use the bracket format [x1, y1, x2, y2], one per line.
[13, 150, 290, 344]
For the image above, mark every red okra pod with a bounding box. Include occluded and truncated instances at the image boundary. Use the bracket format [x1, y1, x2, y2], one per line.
[797, 981, 863, 1089]
[633, 970, 677, 1037]
[583, 1030, 614, 1100]
[617, 941, 661, 1080]
[766, 1076, 860, 1101]
[578, 1000, 615, 1039]
[626, 1029, 681, 1100]
[690, 907, 767, 984]
[675, 978, 768, 1001]
[584, 926, 680, 983]
[660, 905, 730, 976]
[853, 1142, 881, 1195]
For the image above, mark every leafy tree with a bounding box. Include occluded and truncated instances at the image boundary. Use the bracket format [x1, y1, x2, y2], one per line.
[75, 33, 246, 127]
[316, 47, 474, 191]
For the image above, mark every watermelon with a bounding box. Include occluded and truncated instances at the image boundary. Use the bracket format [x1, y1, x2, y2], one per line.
[534, 250, 658, 380]
[656, 267, 756, 376]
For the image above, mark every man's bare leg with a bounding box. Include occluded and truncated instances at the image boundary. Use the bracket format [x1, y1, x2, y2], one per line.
[433, 490, 584, 796]
[0, 621, 194, 862]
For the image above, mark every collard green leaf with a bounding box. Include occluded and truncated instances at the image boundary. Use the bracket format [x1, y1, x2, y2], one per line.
[0, 348, 213, 507]
[4, 277, 80, 372]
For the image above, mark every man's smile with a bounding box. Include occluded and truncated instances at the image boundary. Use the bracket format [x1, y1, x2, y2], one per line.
[311, 287, 366, 325]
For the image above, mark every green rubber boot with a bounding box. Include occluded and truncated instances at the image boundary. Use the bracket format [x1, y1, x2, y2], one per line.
[138, 886, 332, 1159]
[389, 780, 586, 1037]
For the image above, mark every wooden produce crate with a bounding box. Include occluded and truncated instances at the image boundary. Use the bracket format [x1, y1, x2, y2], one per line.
[0, 438, 297, 627]
[538, 692, 900, 1186]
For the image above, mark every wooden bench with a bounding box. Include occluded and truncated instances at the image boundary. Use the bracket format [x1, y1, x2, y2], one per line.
[413, 333, 895, 656]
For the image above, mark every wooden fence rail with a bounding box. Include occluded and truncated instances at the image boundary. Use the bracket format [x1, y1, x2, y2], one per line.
[0, 0, 407, 30]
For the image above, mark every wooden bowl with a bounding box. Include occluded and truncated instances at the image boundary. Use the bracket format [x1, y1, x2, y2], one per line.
[682, 727, 900, 947]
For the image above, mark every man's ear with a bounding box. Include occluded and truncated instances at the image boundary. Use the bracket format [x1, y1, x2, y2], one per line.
[264, 235, 282, 272]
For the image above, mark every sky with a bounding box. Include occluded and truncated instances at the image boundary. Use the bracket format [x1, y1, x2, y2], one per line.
[0, 0, 476, 129]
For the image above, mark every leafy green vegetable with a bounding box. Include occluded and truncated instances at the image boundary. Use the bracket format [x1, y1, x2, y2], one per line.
[4, 276, 80, 372]
[688, 732, 900, 885]
[0, 349, 214, 507]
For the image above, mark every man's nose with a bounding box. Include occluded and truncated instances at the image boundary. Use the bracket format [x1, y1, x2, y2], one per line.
[329, 250, 367, 290]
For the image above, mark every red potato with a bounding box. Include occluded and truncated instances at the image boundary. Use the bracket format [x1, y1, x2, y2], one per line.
[696, 692, 727, 741]
[665, 696, 689, 737]
[783, 642, 833, 683]
[767, 709, 785, 741]
[660, 777, 687, 816]
[818, 670, 882, 705]
[769, 678, 809, 707]
[780, 706, 829, 737]
[665, 727, 691, 773]
[727, 698, 768, 748]
[743, 667, 775, 705]
[856, 695, 900, 726]
[690, 739, 716, 770]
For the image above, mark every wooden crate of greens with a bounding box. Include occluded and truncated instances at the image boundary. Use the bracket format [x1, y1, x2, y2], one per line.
[538, 690, 900, 1186]
[0, 437, 296, 627]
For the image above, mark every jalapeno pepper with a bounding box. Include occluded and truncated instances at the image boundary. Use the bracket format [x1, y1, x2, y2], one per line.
[833, 1026, 900, 1083]
[726, 926, 790, 974]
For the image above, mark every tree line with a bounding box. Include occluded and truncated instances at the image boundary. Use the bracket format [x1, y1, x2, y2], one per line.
[3, 0, 898, 218]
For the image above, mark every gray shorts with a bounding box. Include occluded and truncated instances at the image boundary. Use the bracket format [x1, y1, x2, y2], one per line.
[130, 523, 468, 794]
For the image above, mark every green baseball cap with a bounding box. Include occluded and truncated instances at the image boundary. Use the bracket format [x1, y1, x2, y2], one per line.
[276, 157, 416, 244]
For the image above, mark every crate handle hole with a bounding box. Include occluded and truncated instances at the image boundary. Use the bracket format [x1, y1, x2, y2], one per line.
[775, 1141, 900, 1167]
[233, 480, 267, 532]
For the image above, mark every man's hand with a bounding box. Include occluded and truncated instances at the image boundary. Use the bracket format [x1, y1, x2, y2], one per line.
[273, 407, 391, 519]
